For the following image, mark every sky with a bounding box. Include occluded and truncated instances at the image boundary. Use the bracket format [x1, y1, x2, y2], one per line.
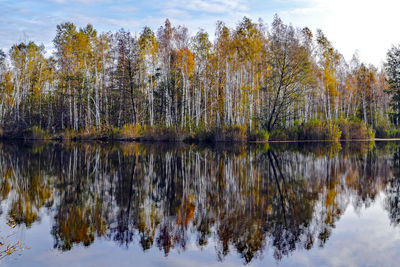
[1, 0, 399, 67]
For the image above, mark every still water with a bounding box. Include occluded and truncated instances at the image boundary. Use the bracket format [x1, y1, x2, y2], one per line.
[0, 141, 400, 266]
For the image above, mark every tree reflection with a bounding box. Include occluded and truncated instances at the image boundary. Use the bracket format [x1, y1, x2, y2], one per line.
[385, 145, 400, 225]
[0, 141, 397, 264]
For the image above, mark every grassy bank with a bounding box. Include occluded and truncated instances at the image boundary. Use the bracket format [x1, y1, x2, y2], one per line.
[0, 124, 269, 143]
[269, 119, 375, 141]
[0, 119, 394, 142]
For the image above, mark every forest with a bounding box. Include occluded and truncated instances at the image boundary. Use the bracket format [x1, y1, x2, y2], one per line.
[0, 15, 400, 141]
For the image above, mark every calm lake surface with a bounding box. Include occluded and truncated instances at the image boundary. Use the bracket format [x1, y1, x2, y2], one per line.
[1, 141, 400, 266]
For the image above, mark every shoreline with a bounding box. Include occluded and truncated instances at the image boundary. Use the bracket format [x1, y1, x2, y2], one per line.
[0, 136, 393, 143]
[0, 122, 391, 143]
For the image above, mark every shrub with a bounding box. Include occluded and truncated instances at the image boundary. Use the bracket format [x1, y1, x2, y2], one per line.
[327, 122, 342, 141]
[336, 119, 373, 140]
[193, 128, 215, 142]
[270, 120, 341, 141]
[374, 125, 387, 138]
[214, 125, 247, 142]
[374, 115, 392, 138]
[106, 126, 121, 139]
[79, 127, 99, 140]
[29, 126, 50, 139]
[296, 120, 341, 141]
[62, 129, 78, 140]
[248, 129, 269, 141]
[120, 123, 141, 139]
[367, 127, 375, 139]
[385, 128, 400, 138]
[374, 118, 400, 138]
[141, 126, 187, 141]
[270, 128, 288, 141]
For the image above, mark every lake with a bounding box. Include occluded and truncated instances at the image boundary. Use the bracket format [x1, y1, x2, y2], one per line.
[0, 141, 400, 266]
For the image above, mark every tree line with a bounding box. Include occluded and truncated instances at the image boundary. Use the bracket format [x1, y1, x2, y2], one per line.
[0, 16, 400, 140]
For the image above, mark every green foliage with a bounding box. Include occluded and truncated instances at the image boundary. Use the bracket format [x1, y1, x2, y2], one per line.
[248, 129, 270, 141]
[328, 122, 342, 141]
[28, 126, 51, 140]
[105, 126, 121, 139]
[368, 127, 375, 139]
[382, 128, 400, 138]
[374, 115, 400, 138]
[269, 128, 288, 141]
[271, 120, 341, 141]
[269, 119, 378, 141]
[385, 45, 400, 125]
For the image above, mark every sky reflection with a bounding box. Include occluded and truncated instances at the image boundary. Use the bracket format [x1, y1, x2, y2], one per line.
[1, 141, 400, 266]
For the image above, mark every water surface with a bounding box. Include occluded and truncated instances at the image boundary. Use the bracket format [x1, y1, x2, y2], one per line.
[0, 141, 400, 266]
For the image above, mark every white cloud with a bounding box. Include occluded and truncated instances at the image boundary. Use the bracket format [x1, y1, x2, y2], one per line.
[164, 0, 248, 14]
[46, 0, 110, 4]
[277, 0, 400, 66]
[1, 0, 398, 66]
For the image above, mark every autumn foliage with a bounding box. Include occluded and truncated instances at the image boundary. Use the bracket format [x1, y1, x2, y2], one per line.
[0, 16, 397, 141]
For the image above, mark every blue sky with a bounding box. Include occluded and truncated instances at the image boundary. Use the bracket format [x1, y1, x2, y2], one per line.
[1, 0, 399, 66]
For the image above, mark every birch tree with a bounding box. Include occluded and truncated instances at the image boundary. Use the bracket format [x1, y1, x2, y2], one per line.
[263, 16, 313, 131]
